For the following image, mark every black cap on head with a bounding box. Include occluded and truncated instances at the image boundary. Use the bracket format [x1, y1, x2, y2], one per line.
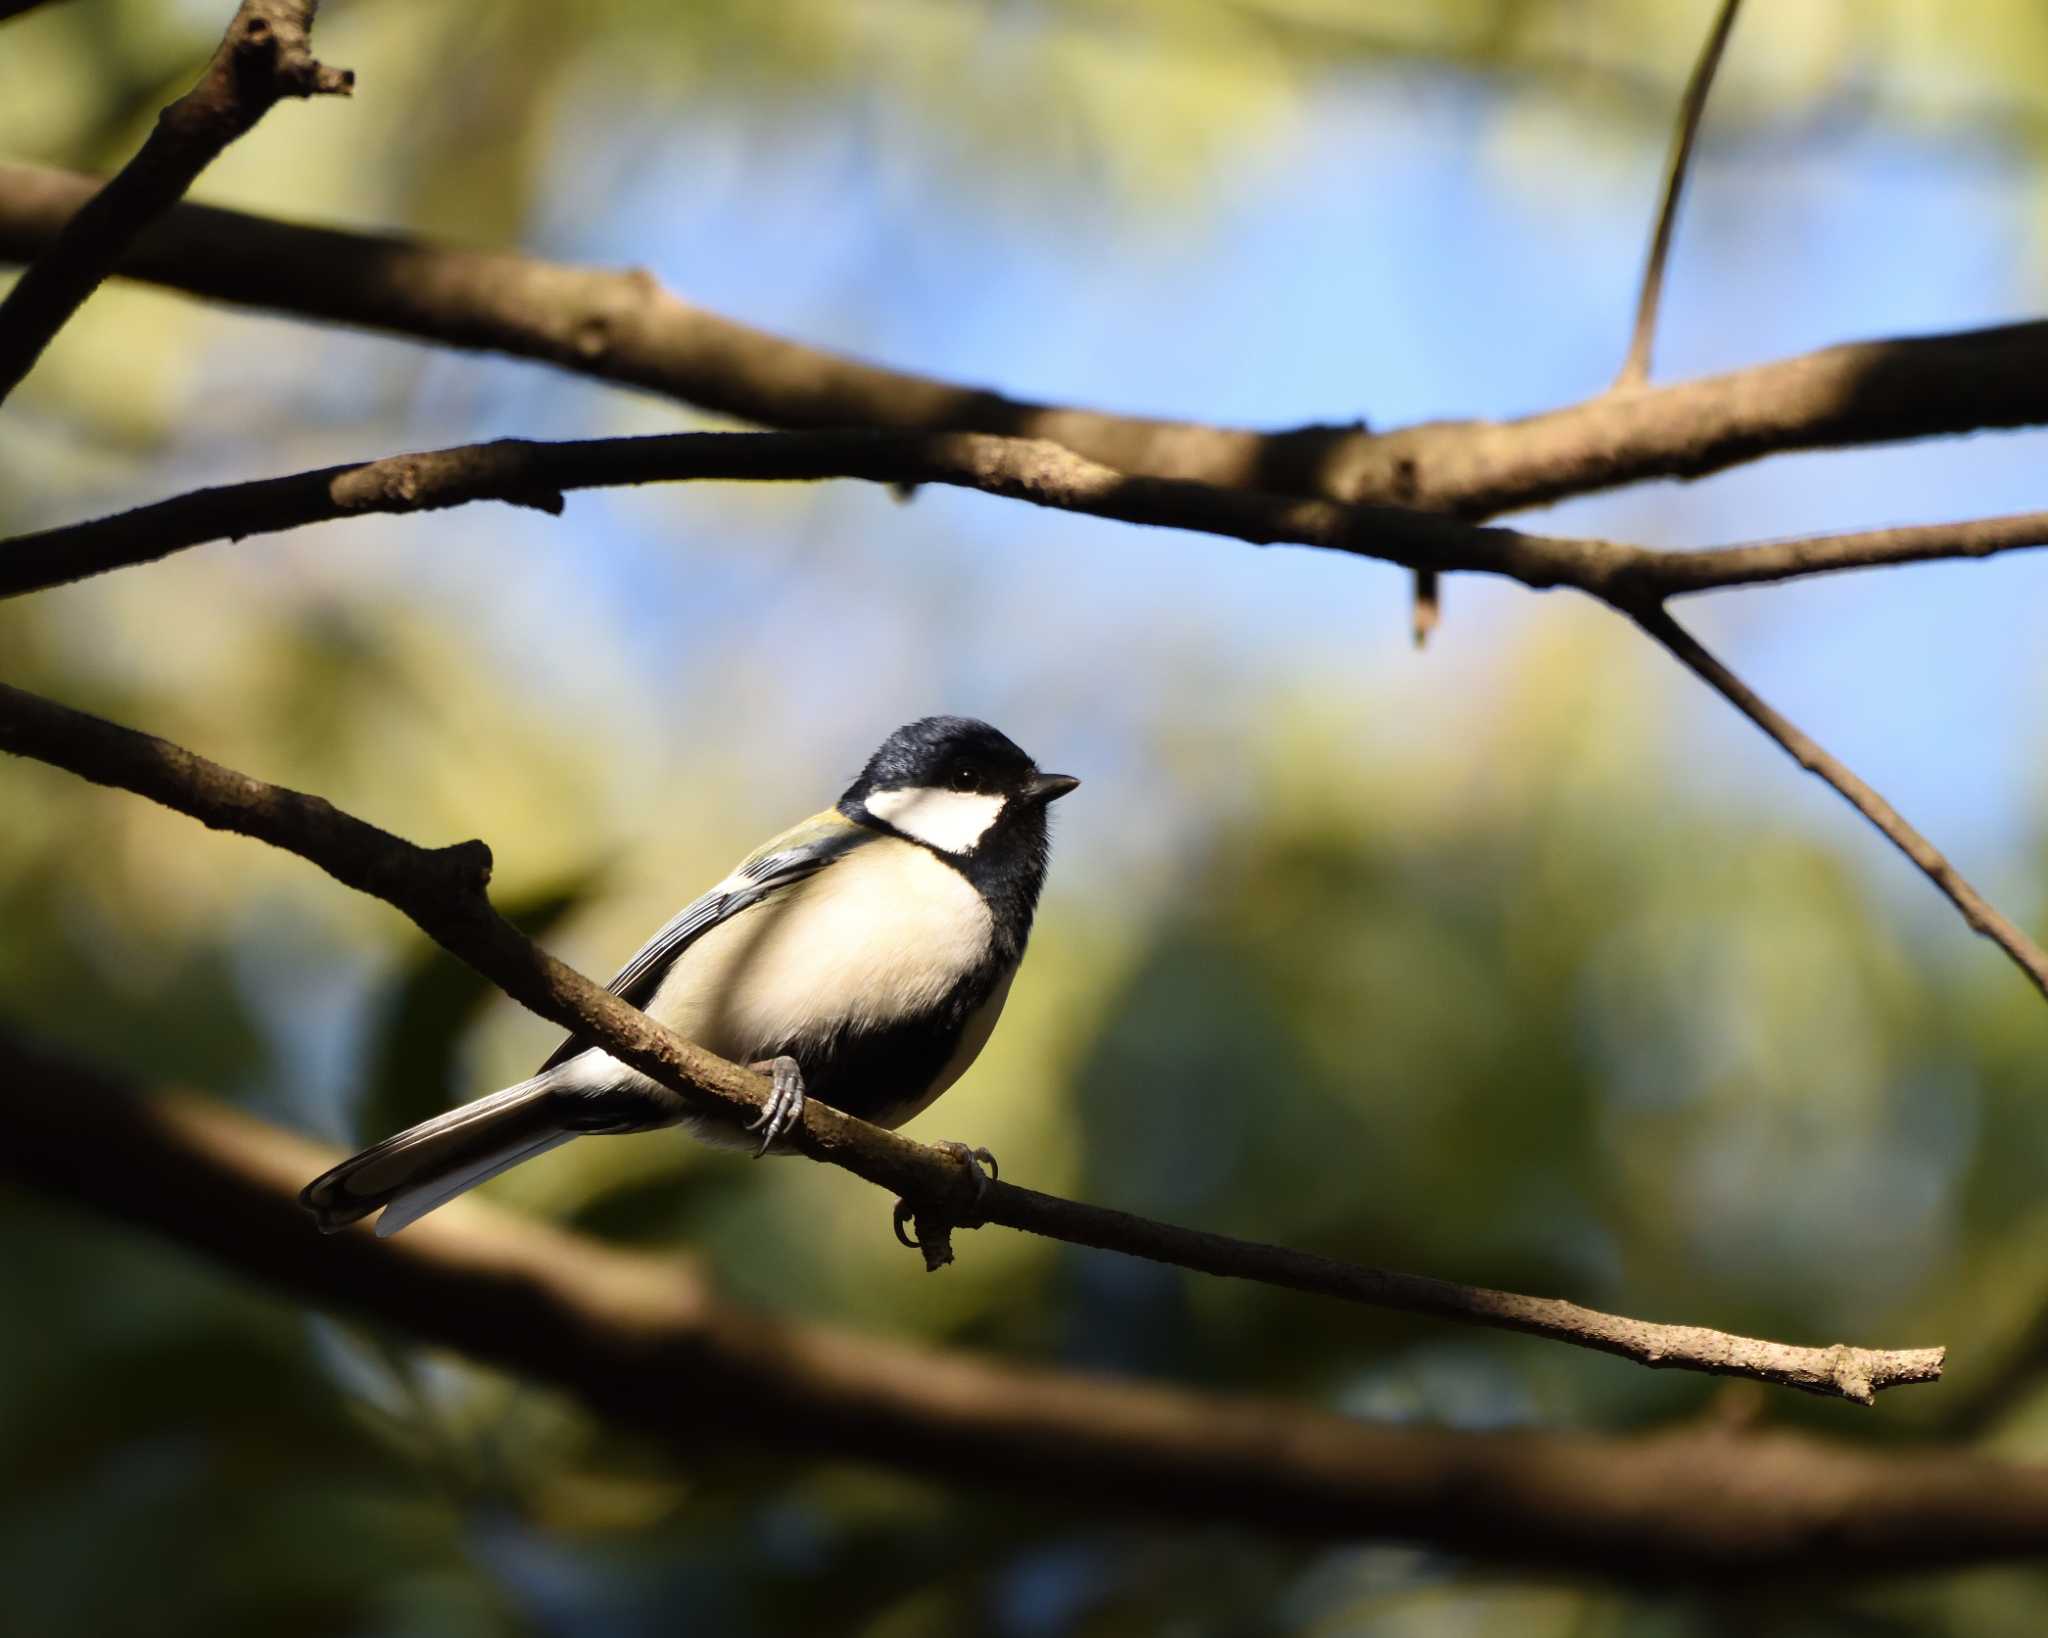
[843, 716, 1042, 804]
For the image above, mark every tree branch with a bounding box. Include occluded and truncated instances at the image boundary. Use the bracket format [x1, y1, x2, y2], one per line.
[1647, 509, 2048, 594]
[1630, 603, 2048, 1001]
[2, 1029, 2036, 1577]
[1615, 0, 1743, 389]
[5, 162, 2048, 519]
[0, 680, 1944, 1404]
[0, 428, 1625, 602]
[0, 4, 349, 408]
[11, 425, 2048, 613]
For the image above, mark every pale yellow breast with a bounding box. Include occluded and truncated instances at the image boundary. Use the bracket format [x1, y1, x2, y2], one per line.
[643, 837, 994, 1063]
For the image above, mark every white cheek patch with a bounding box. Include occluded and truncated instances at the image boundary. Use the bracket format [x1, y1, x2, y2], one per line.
[865, 785, 1006, 853]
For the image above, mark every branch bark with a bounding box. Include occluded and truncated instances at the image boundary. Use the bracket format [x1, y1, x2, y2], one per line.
[0, 5, 349, 408]
[5, 162, 2048, 519]
[14, 425, 2048, 611]
[0, 428, 1620, 602]
[0, 1028, 2035, 1577]
[0, 680, 1944, 1404]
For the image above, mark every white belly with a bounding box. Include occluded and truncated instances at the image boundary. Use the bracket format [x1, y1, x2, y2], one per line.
[643, 835, 995, 1063]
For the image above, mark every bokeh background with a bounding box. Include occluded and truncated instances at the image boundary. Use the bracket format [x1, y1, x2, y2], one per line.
[7, 0, 2048, 1631]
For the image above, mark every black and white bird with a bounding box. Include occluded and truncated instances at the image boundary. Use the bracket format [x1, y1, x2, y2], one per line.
[300, 717, 1077, 1237]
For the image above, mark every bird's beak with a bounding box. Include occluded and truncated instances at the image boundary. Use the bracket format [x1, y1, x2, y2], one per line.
[1025, 773, 1080, 805]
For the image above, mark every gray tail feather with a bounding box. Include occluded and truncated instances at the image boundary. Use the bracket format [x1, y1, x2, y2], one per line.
[300, 1075, 576, 1237]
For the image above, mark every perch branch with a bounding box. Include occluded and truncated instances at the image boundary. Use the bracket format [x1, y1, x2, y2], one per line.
[0, 3, 348, 407]
[0, 681, 1943, 1405]
[0, 1031, 2029, 1576]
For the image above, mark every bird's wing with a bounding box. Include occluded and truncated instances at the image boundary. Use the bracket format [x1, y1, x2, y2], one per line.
[535, 810, 872, 1074]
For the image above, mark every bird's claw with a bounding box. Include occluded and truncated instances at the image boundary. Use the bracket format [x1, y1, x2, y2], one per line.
[745, 1056, 806, 1156]
[892, 1141, 999, 1269]
[936, 1140, 998, 1209]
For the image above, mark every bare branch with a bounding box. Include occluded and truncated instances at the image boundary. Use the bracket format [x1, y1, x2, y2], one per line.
[0, 681, 1944, 1403]
[0, 428, 1632, 603]
[13, 424, 2048, 615]
[0, 5, 349, 408]
[5, 163, 2048, 519]
[1631, 603, 2048, 1001]
[1, 1031, 2029, 1575]
[1648, 509, 2048, 594]
[1616, 0, 1743, 389]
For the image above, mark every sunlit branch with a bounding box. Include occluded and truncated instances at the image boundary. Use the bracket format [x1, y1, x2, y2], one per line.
[1646, 510, 2048, 594]
[0, 681, 1945, 1404]
[5, 162, 2048, 520]
[0, 3, 348, 408]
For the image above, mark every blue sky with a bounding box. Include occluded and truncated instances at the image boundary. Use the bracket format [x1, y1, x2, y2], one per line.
[427, 67, 2048, 909]
[107, 57, 2046, 966]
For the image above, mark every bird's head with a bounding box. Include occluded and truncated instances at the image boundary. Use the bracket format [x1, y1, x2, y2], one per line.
[840, 716, 1078, 857]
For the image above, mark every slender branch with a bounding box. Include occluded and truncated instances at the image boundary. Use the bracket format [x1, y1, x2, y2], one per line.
[1630, 604, 2048, 1001]
[1649, 509, 2048, 594]
[5, 162, 2048, 518]
[13, 423, 2048, 615]
[0, 1032, 2029, 1576]
[0, 681, 1943, 1404]
[1616, 0, 1743, 388]
[0, 5, 349, 408]
[0, 428, 1635, 603]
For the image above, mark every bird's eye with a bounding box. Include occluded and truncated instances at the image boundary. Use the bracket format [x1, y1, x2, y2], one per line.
[949, 764, 980, 792]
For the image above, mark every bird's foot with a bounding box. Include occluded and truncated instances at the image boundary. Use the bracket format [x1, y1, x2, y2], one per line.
[744, 1056, 806, 1156]
[893, 1141, 999, 1271]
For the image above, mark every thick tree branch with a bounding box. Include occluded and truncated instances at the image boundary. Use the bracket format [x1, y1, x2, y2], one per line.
[1616, 0, 1742, 388]
[0, 1032, 2035, 1577]
[1631, 604, 2048, 1001]
[0, 5, 348, 408]
[0, 681, 1943, 1404]
[4, 162, 2048, 519]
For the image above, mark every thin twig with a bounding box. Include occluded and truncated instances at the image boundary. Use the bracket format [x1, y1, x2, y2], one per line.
[0, 681, 1944, 1405]
[1616, 0, 1743, 388]
[1630, 602, 2048, 1001]
[0, 2, 349, 407]
[6, 162, 2048, 520]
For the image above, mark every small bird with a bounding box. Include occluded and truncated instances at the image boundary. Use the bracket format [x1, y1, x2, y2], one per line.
[301, 717, 1077, 1237]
